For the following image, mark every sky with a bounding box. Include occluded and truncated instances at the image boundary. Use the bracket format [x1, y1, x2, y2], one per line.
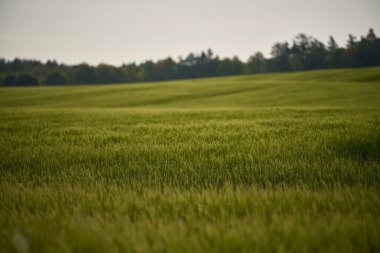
[0, 0, 379, 66]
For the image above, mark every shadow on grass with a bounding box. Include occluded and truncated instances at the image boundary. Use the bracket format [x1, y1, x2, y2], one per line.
[333, 136, 380, 162]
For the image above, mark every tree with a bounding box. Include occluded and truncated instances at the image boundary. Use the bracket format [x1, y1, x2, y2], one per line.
[96, 64, 121, 84]
[45, 71, 68, 85]
[326, 36, 343, 68]
[140, 60, 155, 81]
[16, 74, 39, 86]
[73, 64, 97, 84]
[121, 63, 140, 82]
[347, 34, 357, 47]
[218, 56, 243, 76]
[154, 57, 176, 80]
[270, 42, 291, 71]
[231, 56, 244, 75]
[287, 34, 327, 70]
[345, 34, 359, 67]
[9, 58, 25, 72]
[46, 60, 59, 69]
[366, 28, 377, 41]
[0, 59, 5, 73]
[246, 52, 267, 74]
[357, 29, 380, 67]
[327, 36, 339, 51]
[3, 74, 16, 86]
[308, 39, 327, 69]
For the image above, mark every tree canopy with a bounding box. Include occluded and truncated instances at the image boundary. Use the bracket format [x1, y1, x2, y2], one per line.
[1, 29, 379, 86]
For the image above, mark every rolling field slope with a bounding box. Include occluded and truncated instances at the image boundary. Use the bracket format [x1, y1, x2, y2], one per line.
[0, 67, 380, 252]
[1, 67, 380, 108]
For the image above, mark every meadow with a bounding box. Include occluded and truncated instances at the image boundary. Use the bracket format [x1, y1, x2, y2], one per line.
[0, 67, 380, 252]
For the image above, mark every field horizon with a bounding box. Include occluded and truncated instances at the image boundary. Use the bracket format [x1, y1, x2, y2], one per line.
[1, 67, 380, 252]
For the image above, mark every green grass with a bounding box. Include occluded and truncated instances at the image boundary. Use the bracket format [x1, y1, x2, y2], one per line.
[0, 67, 380, 252]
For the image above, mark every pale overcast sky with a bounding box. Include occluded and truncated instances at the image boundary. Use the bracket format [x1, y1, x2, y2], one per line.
[0, 0, 379, 66]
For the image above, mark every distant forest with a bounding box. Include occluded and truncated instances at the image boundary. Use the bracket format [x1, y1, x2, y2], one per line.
[1, 28, 379, 86]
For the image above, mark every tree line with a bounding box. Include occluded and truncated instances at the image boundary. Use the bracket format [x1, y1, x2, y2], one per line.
[1, 28, 379, 86]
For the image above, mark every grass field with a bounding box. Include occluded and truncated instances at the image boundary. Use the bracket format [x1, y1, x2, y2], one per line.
[0, 67, 380, 253]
